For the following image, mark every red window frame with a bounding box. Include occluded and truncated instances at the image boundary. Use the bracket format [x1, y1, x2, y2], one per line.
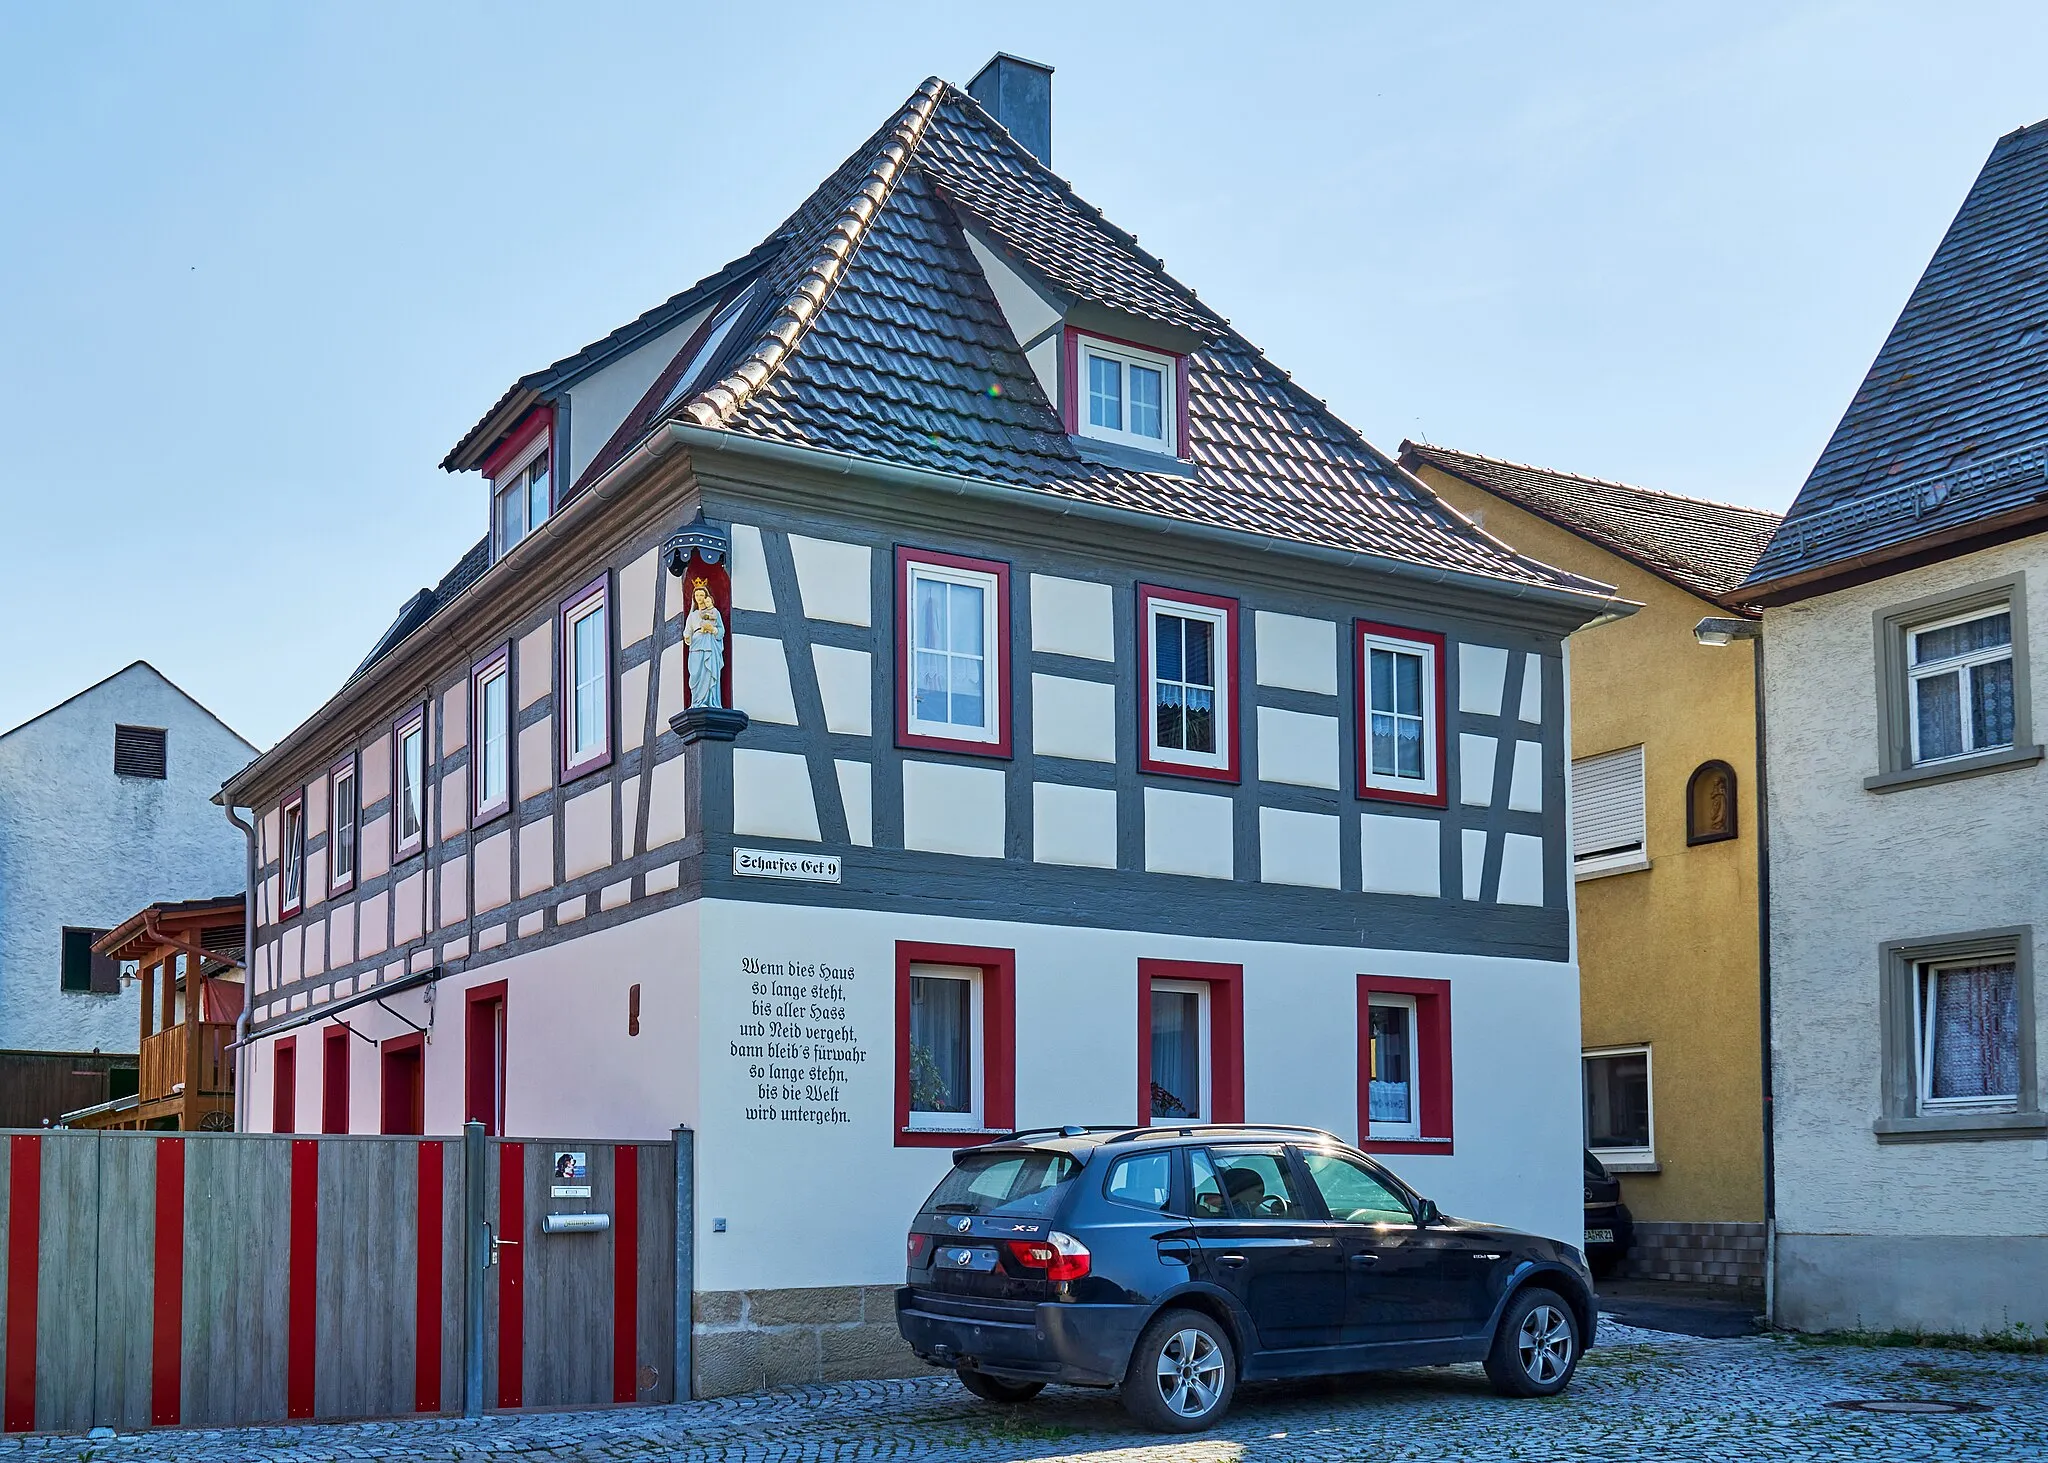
[559, 574, 614, 783]
[278, 789, 307, 919]
[893, 942, 1015, 1147]
[321, 1024, 352, 1135]
[1355, 975, 1453, 1155]
[380, 1032, 426, 1135]
[471, 644, 513, 825]
[1060, 326, 1190, 459]
[1137, 584, 1241, 783]
[894, 546, 1013, 758]
[327, 753, 358, 896]
[1136, 959, 1244, 1125]
[272, 1037, 297, 1134]
[1354, 620, 1449, 808]
[481, 406, 555, 554]
[465, 980, 508, 1136]
[393, 703, 429, 862]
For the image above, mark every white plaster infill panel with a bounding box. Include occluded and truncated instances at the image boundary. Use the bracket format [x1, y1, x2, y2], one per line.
[732, 749, 822, 842]
[1361, 814, 1441, 898]
[1508, 740, 1544, 813]
[473, 830, 511, 913]
[1033, 782, 1117, 869]
[646, 755, 688, 850]
[1459, 644, 1510, 716]
[518, 817, 555, 897]
[1029, 574, 1114, 661]
[1459, 733, 1497, 807]
[1462, 828, 1487, 901]
[1255, 707, 1339, 789]
[1519, 653, 1543, 723]
[811, 646, 873, 736]
[1258, 807, 1340, 888]
[788, 536, 873, 626]
[728, 523, 775, 612]
[836, 760, 873, 847]
[563, 783, 612, 881]
[732, 635, 798, 725]
[1032, 674, 1116, 762]
[618, 546, 660, 648]
[1498, 832, 1545, 907]
[1144, 788, 1234, 880]
[517, 627, 551, 710]
[902, 760, 1005, 859]
[1253, 611, 1338, 695]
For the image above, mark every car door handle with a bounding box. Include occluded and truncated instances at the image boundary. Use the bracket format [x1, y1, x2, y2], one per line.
[1348, 1252, 1380, 1266]
[1214, 1253, 1247, 1269]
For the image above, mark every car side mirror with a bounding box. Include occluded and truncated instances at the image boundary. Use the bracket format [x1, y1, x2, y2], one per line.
[1415, 1198, 1440, 1228]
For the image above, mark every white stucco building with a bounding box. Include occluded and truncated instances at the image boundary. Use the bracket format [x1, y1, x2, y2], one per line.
[0, 662, 254, 1122]
[1739, 117, 2048, 1334]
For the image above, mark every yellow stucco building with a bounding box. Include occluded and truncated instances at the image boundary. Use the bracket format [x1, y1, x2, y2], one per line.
[1403, 444, 1780, 1287]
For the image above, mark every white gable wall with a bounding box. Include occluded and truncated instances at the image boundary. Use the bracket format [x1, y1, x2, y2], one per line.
[563, 305, 713, 485]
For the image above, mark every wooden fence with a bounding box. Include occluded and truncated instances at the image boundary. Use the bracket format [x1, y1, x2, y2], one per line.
[0, 1127, 685, 1434]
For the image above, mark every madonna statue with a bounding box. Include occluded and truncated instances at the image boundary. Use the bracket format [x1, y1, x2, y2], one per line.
[683, 578, 727, 709]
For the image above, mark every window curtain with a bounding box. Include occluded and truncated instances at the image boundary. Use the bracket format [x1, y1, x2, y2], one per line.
[1151, 990, 1200, 1118]
[1930, 962, 2021, 1100]
[909, 976, 971, 1112]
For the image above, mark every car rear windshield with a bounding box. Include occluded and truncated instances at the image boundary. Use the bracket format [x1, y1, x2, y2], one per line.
[923, 1149, 1081, 1218]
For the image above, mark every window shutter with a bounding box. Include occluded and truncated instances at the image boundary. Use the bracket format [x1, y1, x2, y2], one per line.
[1571, 746, 1645, 860]
[114, 725, 168, 779]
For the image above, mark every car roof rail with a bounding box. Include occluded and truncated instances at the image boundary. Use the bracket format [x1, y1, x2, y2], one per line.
[980, 1124, 1130, 1144]
[1098, 1122, 1346, 1145]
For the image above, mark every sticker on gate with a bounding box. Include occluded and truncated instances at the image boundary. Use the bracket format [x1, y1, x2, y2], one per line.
[552, 1150, 591, 1199]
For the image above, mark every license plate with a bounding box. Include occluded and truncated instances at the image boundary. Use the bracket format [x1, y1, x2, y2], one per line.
[1585, 1228, 1614, 1246]
[937, 1245, 997, 1272]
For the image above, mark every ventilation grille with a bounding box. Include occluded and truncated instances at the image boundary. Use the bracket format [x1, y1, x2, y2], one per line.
[113, 725, 168, 779]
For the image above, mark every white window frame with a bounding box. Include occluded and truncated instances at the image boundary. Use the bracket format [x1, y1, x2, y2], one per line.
[1149, 978, 1213, 1123]
[906, 963, 984, 1131]
[328, 757, 357, 894]
[473, 655, 511, 821]
[1075, 335, 1180, 456]
[564, 587, 610, 775]
[490, 434, 552, 561]
[1915, 956, 2021, 1114]
[1359, 631, 1441, 800]
[1583, 1044, 1655, 1168]
[1906, 603, 2015, 766]
[394, 710, 426, 861]
[904, 560, 1003, 746]
[1365, 995, 1420, 1142]
[1571, 744, 1649, 880]
[1145, 595, 1232, 772]
[279, 793, 305, 918]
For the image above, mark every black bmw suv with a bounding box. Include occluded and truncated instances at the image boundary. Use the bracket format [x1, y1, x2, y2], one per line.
[896, 1124, 1596, 1432]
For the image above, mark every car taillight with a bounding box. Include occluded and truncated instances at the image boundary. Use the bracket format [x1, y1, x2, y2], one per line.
[907, 1233, 932, 1267]
[1005, 1231, 1090, 1282]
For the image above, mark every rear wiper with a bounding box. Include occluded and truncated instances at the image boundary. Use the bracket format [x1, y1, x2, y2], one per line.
[933, 1202, 979, 1215]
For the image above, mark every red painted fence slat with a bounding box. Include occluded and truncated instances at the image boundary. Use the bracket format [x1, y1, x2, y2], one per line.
[497, 1143, 523, 1409]
[4, 1136, 39, 1433]
[287, 1140, 319, 1419]
[150, 1139, 185, 1426]
[415, 1142, 443, 1412]
[612, 1145, 638, 1403]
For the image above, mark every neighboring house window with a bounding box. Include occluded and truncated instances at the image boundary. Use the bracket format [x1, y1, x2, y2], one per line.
[1685, 760, 1738, 845]
[465, 982, 508, 1136]
[1356, 975, 1453, 1153]
[1878, 928, 2040, 1140]
[273, 1037, 297, 1133]
[59, 928, 117, 994]
[473, 648, 511, 822]
[279, 791, 306, 917]
[491, 440, 552, 559]
[1138, 960, 1244, 1125]
[329, 755, 357, 894]
[1355, 622, 1446, 805]
[1069, 330, 1181, 456]
[560, 577, 612, 779]
[1870, 575, 2039, 789]
[393, 707, 426, 860]
[894, 942, 1015, 1146]
[1571, 744, 1647, 877]
[1138, 585, 1238, 780]
[1583, 1046, 1654, 1167]
[113, 724, 167, 779]
[895, 548, 1011, 755]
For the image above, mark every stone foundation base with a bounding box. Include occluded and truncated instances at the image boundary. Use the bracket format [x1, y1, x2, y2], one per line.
[1622, 1221, 1766, 1287]
[1775, 1232, 2048, 1335]
[692, 1286, 924, 1397]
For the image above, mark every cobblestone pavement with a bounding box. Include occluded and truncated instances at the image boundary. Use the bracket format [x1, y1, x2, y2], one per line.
[25, 1323, 2048, 1462]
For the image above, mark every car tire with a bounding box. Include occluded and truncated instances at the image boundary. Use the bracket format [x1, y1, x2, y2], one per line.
[1484, 1286, 1583, 1398]
[1121, 1308, 1237, 1433]
[956, 1368, 1044, 1404]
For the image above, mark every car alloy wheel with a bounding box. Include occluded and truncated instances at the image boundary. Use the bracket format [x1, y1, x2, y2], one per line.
[1517, 1302, 1574, 1386]
[1155, 1326, 1226, 1419]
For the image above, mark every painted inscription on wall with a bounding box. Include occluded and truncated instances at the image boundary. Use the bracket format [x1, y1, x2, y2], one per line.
[732, 955, 864, 1126]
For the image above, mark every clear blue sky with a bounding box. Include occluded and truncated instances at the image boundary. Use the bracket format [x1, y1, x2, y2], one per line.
[4, 2, 2046, 749]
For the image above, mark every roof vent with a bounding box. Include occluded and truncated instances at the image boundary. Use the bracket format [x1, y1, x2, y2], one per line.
[968, 53, 1053, 167]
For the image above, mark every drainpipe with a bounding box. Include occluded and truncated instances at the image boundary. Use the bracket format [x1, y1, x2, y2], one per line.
[224, 805, 257, 1132]
[1752, 634, 1776, 1327]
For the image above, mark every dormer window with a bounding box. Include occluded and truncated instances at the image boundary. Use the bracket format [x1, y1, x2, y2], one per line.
[491, 438, 551, 559]
[1070, 330, 1181, 457]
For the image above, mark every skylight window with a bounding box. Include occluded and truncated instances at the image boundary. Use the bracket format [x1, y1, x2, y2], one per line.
[658, 284, 758, 417]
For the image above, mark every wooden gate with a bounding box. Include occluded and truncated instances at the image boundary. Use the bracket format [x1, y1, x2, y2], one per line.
[0, 1127, 682, 1434]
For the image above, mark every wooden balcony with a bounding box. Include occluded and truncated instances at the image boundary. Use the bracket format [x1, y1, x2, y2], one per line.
[140, 1021, 235, 1103]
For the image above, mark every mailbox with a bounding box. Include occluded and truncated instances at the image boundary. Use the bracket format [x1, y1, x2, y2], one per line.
[541, 1212, 612, 1235]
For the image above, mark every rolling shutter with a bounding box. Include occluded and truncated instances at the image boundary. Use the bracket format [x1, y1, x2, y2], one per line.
[1571, 745, 1645, 861]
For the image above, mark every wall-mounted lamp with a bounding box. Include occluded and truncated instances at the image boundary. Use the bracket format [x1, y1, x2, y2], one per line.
[1694, 616, 1761, 647]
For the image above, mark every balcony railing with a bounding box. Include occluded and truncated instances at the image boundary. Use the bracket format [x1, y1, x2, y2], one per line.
[140, 1022, 236, 1104]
